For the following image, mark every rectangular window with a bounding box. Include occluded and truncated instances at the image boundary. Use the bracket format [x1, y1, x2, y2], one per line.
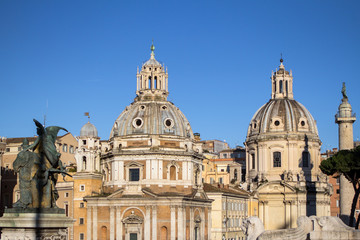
[210, 177, 214, 184]
[129, 168, 140, 181]
[80, 233, 84, 240]
[69, 145, 74, 154]
[202, 165, 204, 171]
[63, 144, 68, 152]
[336, 177, 340, 185]
[336, 189, 340, 194]
[219, 177, 223, 184]
[273, 152, 281, 167]
[336, 200, 339, 207]
[79, 218, 84, 225]
[80, 185, 85, 192]
[65, 203, 69, 217]
[82, 140, 86, 145]
[65, 192, 69, 198]
[6, 148, 10, 152]
[80, 202, 85, 208]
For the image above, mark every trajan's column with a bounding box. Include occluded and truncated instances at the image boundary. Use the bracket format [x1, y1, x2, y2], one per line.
[335, 82, 356, 226]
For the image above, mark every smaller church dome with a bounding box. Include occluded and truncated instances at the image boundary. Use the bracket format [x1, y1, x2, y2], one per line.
[80, 122, 98, 137]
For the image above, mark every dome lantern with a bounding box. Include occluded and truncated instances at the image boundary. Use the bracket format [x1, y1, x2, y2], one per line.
[271, 57, 294, 100]
[136, 42, 169, 101]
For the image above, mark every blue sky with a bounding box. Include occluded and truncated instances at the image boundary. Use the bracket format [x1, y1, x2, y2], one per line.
[1, 1, 359, 151]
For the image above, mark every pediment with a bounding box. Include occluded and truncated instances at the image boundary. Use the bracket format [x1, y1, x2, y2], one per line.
[256, 181, 296, 194]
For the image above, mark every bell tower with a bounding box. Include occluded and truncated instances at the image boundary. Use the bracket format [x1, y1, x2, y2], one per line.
[271, 57, 294, 100]
[335, 82, 356, 225]
[136, 43, 169, 101]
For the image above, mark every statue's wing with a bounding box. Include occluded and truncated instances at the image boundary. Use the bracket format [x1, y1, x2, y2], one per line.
[45, 126, 68, 143]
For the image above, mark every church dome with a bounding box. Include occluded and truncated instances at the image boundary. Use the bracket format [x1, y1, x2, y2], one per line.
[246, 59, 319, 142]
[110, 44, 193, 139]
[247, 99, 319, 138]
[80, 122, 98, 137]
[110, 101, 193, 138]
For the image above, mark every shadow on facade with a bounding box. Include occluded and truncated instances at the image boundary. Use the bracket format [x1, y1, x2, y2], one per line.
[0, 167, 17, 217]
[300, 135, 316, 216]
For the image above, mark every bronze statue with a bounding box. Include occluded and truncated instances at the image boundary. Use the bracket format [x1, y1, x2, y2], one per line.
[13, 119, 71, 209]
[341, 82, 348, 100]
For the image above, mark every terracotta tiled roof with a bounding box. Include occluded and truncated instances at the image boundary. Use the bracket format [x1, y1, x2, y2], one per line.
[203, 183, 249, 196]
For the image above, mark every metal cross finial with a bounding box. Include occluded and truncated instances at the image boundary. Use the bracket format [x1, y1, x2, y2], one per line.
[151, 40, 155, 52]
[280, 53, 283, 63]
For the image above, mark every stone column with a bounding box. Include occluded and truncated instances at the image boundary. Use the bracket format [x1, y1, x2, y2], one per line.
[171, 206, 176, 240]
[200, 209, 205, 240]
[110, 206, 115, 240]
[116, 206, 122, 240]
[183, 206, 186, 238]
[87, 206, 92, 240]
[92, 207, 98, 240]
[336, 94, 356, 225]
[145, 206, 151, 240]
[177, 206, 184, 240]
[208, 208, 212, 240]
[190, 207, 194, 240]
[152, 206, 157, 240]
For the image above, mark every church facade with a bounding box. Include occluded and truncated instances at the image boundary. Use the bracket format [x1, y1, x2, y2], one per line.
[244, 59, 332, 230]
[72, 45, 212, 240]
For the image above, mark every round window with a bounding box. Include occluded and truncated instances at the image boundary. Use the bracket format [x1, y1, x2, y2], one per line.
[139, 105, 146, 110]
[164, 118, 174, 128]
[132, 118, 143, 128]
[301, 120, 306, 126]
[274, 120, 280, 126]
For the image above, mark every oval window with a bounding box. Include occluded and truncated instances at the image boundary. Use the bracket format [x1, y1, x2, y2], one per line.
[164, 118, 174, 128]
[301, 120, 306, 126]
[274, 120, 280, 126]
[133, 118, 143, 128]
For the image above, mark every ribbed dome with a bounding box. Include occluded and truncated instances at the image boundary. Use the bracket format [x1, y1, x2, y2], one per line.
[247, 99, 319, 139]
[110, 101, 193, 139]
[80, 122, 98, 137]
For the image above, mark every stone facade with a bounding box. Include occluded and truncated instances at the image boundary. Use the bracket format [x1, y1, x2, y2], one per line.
[203, 183, 256, 240]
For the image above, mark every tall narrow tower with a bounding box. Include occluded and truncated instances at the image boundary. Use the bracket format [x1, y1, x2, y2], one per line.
[335, 82, 356, 225]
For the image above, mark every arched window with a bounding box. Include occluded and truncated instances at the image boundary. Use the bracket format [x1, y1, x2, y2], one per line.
[234, 169, 238, 180]
[154, 76, 158, 89]
[82, 156, 87, 171]
[279, 80, 283, 93]
[170, 165, 176, 180]
[63, 144, 68, 152]
[148, 76, 152, 89]
[101, 226, 107, 240]
[273, 152, 281, 167]
[302, 151, 309, 168]
[160, 226, 168, 240]
[286, 81, 288, 94]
